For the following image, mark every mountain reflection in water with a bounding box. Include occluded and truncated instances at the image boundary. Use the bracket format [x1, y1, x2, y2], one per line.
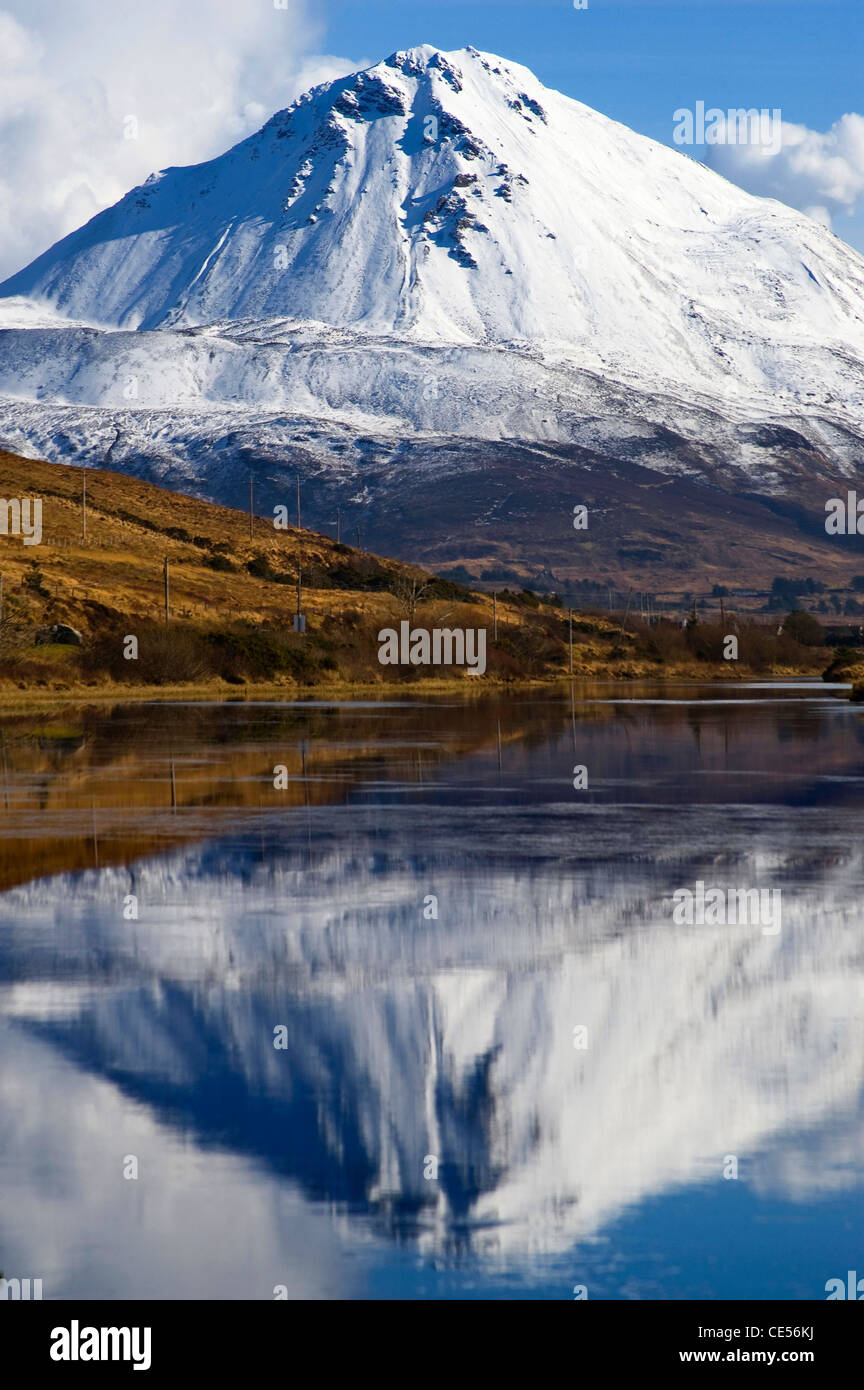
[0, 685, 862, 1300]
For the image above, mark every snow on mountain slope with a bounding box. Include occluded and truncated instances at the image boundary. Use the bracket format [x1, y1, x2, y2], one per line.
[2, 44, 864, 410]
[1, 45, 864, 582]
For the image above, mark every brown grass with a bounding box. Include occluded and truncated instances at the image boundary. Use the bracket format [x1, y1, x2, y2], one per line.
[0, 449, 835, 700]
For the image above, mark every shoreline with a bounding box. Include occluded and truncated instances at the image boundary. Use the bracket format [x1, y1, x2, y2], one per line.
[0, 665, 840, 715]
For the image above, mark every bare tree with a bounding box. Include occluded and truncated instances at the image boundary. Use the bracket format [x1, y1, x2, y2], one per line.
[392, 575, 433, 624]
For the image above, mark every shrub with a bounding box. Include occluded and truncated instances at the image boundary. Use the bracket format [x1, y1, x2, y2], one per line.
[246, 553, 276, 580]
[823, 646, 859, 681]
[245, 553, 294, 584]
[782, 610, 824, 647]
[82, 622, 207, 684]
[203, 628, 289, 679]
[329, 560, 391, 592]
[22, 562, 50, 597]
[423, 576, 478, 604]
[136, 627, 208, 683]
[496, 588, 542, 610]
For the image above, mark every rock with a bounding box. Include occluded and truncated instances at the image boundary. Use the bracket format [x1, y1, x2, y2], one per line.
[34, 623, 83, 647]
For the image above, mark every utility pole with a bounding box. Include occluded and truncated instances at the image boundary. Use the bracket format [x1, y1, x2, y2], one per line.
[249, 474, 254, 541]
[355, 524, 362, 550]
[163, 556, 170, 623]
[296, 475, 301, 531]
[293, 561, 305, 633]
[82, 466, 87, 543]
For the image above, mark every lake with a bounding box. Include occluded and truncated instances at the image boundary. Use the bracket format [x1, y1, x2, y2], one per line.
[0, 681, 862, 1300]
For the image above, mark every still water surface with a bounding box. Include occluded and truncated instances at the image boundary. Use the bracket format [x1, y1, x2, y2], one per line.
[0, 682, 862, 1299]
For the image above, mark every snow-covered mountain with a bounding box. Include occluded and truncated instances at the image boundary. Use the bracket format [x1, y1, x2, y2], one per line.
[4, 42, 864, 394]
[1, 44, 864, 581]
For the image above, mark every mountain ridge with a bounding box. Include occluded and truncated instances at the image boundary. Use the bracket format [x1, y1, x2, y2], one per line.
[3, 43, 864, 401]
[1, 44, 863, 582]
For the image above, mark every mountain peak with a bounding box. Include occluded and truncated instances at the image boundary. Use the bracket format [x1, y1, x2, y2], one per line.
[279, 41, 546, 133]
[0, 41, 565, 335]
[383, 43, 457, 69]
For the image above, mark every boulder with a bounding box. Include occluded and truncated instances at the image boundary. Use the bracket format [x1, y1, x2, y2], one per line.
[34, 623, 83, 647]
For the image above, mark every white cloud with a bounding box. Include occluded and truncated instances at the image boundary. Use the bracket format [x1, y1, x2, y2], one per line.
[0, 1, 360, 279]
[705, 112, 864, 231]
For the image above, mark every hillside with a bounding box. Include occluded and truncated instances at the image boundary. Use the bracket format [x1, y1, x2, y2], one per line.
[0, 445, 430, 634]
[0, 448, 601, 695]
[0, 449, 837, 699]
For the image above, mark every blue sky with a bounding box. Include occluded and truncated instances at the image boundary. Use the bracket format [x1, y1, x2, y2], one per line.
[321, 0, 864, 251]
